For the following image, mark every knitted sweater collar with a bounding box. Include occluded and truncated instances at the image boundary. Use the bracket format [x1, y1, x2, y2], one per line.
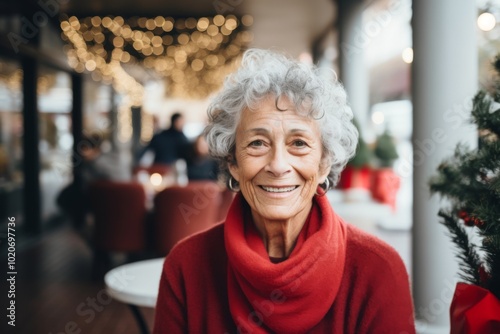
[224, 192, 347, 333]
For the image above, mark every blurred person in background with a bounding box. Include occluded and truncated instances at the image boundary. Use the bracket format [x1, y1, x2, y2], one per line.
[136, 112, 189, 165]
[79, 133, 129, 183]
[185, 134, 219, 181]
[57, 133, 129, 224]
[153, 49, 416, 333]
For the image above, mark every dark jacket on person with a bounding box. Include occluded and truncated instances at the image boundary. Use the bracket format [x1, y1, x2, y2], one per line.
[139, 128, 189, 164]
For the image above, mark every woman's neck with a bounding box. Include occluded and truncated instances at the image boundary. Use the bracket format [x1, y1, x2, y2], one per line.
[251, 202, 312, 259]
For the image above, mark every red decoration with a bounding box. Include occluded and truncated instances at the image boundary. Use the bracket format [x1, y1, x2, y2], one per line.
[337, 165, 372, 190]
[457, 211, 486, 228]
[450, 283, 500, 334]
[473, 218, 485, 228]
[458, 210, 476, 226]
[464, 216, 474, 226]
[370, 168, 401, 212]
[458, 210, 468, 220]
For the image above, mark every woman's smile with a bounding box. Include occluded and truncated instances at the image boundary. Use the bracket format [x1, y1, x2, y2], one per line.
[257, 184, 300, 199]
[259, 185, 299, 193]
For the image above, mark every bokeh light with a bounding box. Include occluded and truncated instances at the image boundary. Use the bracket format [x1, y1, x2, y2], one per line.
[477, 12, 496, 32]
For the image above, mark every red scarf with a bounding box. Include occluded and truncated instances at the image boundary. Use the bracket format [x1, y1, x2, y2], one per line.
[225, 193, 347, 333]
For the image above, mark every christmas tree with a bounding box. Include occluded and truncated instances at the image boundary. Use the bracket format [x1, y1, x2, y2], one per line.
[374, 130, 399, 168]
[349, 118, 372, 168]
[429, 55, 500, 300]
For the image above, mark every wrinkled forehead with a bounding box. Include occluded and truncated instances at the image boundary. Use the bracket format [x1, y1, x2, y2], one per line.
[237, 98, 321, 135]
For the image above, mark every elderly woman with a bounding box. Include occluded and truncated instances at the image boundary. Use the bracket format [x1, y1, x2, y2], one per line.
[153, 49, 415, 333]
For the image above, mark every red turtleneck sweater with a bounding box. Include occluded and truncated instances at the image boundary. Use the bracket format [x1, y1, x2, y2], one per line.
[153, 195, 415, 333]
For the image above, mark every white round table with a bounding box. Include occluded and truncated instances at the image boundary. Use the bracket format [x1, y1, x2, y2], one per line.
[105, 258, 165, 333]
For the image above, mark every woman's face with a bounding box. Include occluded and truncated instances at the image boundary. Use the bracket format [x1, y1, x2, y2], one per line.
[229, 96, 330, 222]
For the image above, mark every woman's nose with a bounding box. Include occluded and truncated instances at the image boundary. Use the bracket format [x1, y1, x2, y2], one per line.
[264, 146, 291, 177]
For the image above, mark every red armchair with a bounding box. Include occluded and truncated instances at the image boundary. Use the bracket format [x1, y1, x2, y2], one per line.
[88, 180, 147, 252]
[152, 181, 222, 255]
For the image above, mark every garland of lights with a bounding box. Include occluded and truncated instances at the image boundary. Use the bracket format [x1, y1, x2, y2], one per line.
[60, 14, 253, 100]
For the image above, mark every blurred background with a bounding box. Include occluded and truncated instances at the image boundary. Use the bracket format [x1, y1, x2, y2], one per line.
[0, 0, 499, 333]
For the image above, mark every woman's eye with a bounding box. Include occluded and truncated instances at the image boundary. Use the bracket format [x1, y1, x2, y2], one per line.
[249, 140, 264, 147]
[293, 140, 307, 147]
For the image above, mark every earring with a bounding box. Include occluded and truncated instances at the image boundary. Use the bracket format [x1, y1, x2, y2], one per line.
[315, 178, 330, 196]
[228, 176, 240, 192]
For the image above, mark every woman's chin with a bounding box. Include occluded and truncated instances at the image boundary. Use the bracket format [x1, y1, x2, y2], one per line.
[252, 204, 303, 222]
[246, 186, 314, 221]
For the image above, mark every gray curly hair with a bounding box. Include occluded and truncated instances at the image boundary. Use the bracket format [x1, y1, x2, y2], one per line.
[204, 48, 358, 188]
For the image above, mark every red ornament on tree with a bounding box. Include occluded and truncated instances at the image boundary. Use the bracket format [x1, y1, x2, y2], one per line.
[458, 210, 475, 226]
[458, 210, 468, 219]
[464, 216, 474, 227]
[473, 218, 485, 228]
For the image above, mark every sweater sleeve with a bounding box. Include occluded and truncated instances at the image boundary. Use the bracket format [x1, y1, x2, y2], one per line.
[153, 251, 187, 333]
[357, 245, 416, 334]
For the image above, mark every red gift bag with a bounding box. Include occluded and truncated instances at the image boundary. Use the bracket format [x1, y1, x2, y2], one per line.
[450, 283, 500, 334]
[337, 165, 372, 190]
[371, 168, 401, 211]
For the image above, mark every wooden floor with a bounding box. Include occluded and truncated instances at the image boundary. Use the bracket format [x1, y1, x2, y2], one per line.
[0, 224, 155, 334]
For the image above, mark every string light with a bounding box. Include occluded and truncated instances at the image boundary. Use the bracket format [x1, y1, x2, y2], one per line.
[60, 14, 252, 100]
[118, 101, 133, 142]
[0, 69, 22, 91]
[402, 47, 413, 64]
[60, 14, 252, 136]
[477, 12, 496, 32]
[141, 111, 154, 143]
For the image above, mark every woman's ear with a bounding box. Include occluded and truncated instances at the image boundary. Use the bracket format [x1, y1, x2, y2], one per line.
[227, 156, 240, 182]
[319, 160, 331, 183]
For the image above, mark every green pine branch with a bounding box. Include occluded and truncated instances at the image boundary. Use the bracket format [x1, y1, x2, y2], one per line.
[470, 201, 500, 237]
[438, 211, 482, 286]
[471, 91, 500, 137]
[430, 146, 493, 205]
[430, 141, 500, 206]
[494, 55, 500, 103]
[482, 241, 500, 300]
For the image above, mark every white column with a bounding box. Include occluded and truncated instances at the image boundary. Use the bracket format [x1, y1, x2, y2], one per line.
[338, 0, 369, 128]
[412, 1, 477, 333]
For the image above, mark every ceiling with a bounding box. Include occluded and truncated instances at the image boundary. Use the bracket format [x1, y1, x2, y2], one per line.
[247, 0, 336, 57]
[0, 0, 229, 17]
[59, 0, 228, 18]
[0, 0, 337, 58]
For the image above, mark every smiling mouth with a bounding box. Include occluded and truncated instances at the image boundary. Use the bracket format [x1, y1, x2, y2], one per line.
[259, 185, 299, 193]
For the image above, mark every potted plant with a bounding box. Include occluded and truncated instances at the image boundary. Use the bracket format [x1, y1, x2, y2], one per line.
[371, 130, 400, 211]
[337, 119, 373, 200]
